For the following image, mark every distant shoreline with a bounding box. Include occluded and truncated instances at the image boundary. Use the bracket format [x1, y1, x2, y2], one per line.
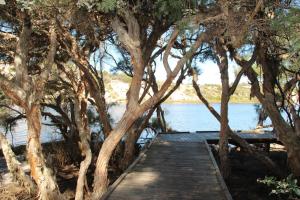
[109, 100, 259, 105]
[163, 100, 259, 104]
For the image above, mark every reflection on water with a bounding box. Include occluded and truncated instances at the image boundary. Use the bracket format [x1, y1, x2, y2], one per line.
[2, 103, 268, 146]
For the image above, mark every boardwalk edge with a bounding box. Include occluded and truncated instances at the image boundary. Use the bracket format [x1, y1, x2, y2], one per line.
[204, 140, 233, 200]
[100, 134, 158, 200]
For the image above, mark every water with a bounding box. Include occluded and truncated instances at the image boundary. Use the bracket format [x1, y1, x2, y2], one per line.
[1, 118, 62, 147]
[2, 103, 268, 146]
[110, 103, 271, 132]
[161, 103, 265, 132]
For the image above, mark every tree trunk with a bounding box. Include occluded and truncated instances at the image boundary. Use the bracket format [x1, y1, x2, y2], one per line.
[92, 92, 112, 138]
[92, 109, 137, 199]
[26, 104, 62, 200]
[74, 84, 92, 200]
[263, 94, 300, 177]
[0, 133, 36, 193]
[256, 108, 268, 128]
[219, 77, 230, 179]
[216, 42, 230, 179]
[120, 107, 156, 170]
[91, 14, 210, 199]
[260, 52, 300, 176]
[243, 57, 300, 177]
[192, 79, 282, 176]
[287, 145, 300, 177]
[156, 105, 167, 132]
[68, 100, 83, 164]
[119, 126, 140, 170]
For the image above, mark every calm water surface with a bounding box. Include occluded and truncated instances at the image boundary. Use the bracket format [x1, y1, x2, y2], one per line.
[162, 103, 261, 131]
[110, 103, 266, 132]
[3, 103, 267, 146]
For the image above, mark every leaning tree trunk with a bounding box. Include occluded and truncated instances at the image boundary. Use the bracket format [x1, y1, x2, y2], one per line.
[241, 48, 300, 177]
[0, 15, 61, 199]
[92, 109, 138, 199]
[263, 94, 300, 177]
[0, 133, 36, 193]
[91, 11, 210, 199]
[192, 78, 282, 176]
[26, 104, 62, 200]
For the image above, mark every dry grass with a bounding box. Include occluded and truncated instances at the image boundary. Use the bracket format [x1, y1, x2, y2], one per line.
[0, 183, 35, 200]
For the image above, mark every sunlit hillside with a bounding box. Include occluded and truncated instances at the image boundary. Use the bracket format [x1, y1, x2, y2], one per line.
[104, 73, 258, 103]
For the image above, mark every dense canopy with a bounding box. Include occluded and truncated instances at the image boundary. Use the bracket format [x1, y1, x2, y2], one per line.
[0, 0, 299, 200]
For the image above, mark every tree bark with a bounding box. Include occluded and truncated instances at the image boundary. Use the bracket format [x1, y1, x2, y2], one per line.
[74, 81, 92, 200]
[262, 93, 300, 177]
[0, 17, 63, 199]
[119, 125, 140, 170]
[92, 109, 137, 199]
[156, 105, 167, 132]
[0, 133, 36, 193]
[215, 41, 230, 179]
[26, 104, 62, 200]
[120, 107, 155, 170]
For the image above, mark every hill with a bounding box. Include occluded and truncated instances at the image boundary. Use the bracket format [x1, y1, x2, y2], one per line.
[103, 73, 257, 104]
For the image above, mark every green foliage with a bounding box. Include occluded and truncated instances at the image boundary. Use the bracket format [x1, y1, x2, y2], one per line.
[149, 117, 161, 131]
[154, 0, 183, 21]
[16, 0, 71, 11]
[154, 0, 198, 22]
[97, 0, 116, 12]
[150, 117, 173, 132]
[272, 7, 300, 70]
[258, 175, 300, 199]
[77, 0, 118, 12]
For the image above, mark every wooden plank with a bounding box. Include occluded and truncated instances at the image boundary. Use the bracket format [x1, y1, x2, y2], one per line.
[204, 141, 233, 200]
[158, 132, 279, 144]
[104, 137, 232, 200]
[100, 133, 159, 200]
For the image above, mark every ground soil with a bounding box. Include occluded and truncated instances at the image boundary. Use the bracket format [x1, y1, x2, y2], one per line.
[0, 141, 140, 199]
[211, 144, 291, 200]
[0, 141, 294, 200]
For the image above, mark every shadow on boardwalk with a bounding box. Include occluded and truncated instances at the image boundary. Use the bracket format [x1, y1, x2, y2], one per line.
[103, 134, 232, 200]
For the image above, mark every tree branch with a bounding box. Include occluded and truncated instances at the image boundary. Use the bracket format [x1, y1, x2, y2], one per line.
[191, 69, 282, 176]
[36, 22, 58, 93]
[229, 47, 258, 95]
[0, 74, 26, 107]
[163, 29, 179, 77]
[14, 14, 31, 91]
[141, 32, 209, 109]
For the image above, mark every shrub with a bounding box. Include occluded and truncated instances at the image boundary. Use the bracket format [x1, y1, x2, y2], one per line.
[258, 174, 300, 199]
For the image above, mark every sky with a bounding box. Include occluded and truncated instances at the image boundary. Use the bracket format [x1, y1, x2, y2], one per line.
[148, 56, 249, 85]
[98, 41, 249, 86]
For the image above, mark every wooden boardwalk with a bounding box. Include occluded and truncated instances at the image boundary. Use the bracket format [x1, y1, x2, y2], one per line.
[104, 134, 232, 200]
[160, 131, 277, 144]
